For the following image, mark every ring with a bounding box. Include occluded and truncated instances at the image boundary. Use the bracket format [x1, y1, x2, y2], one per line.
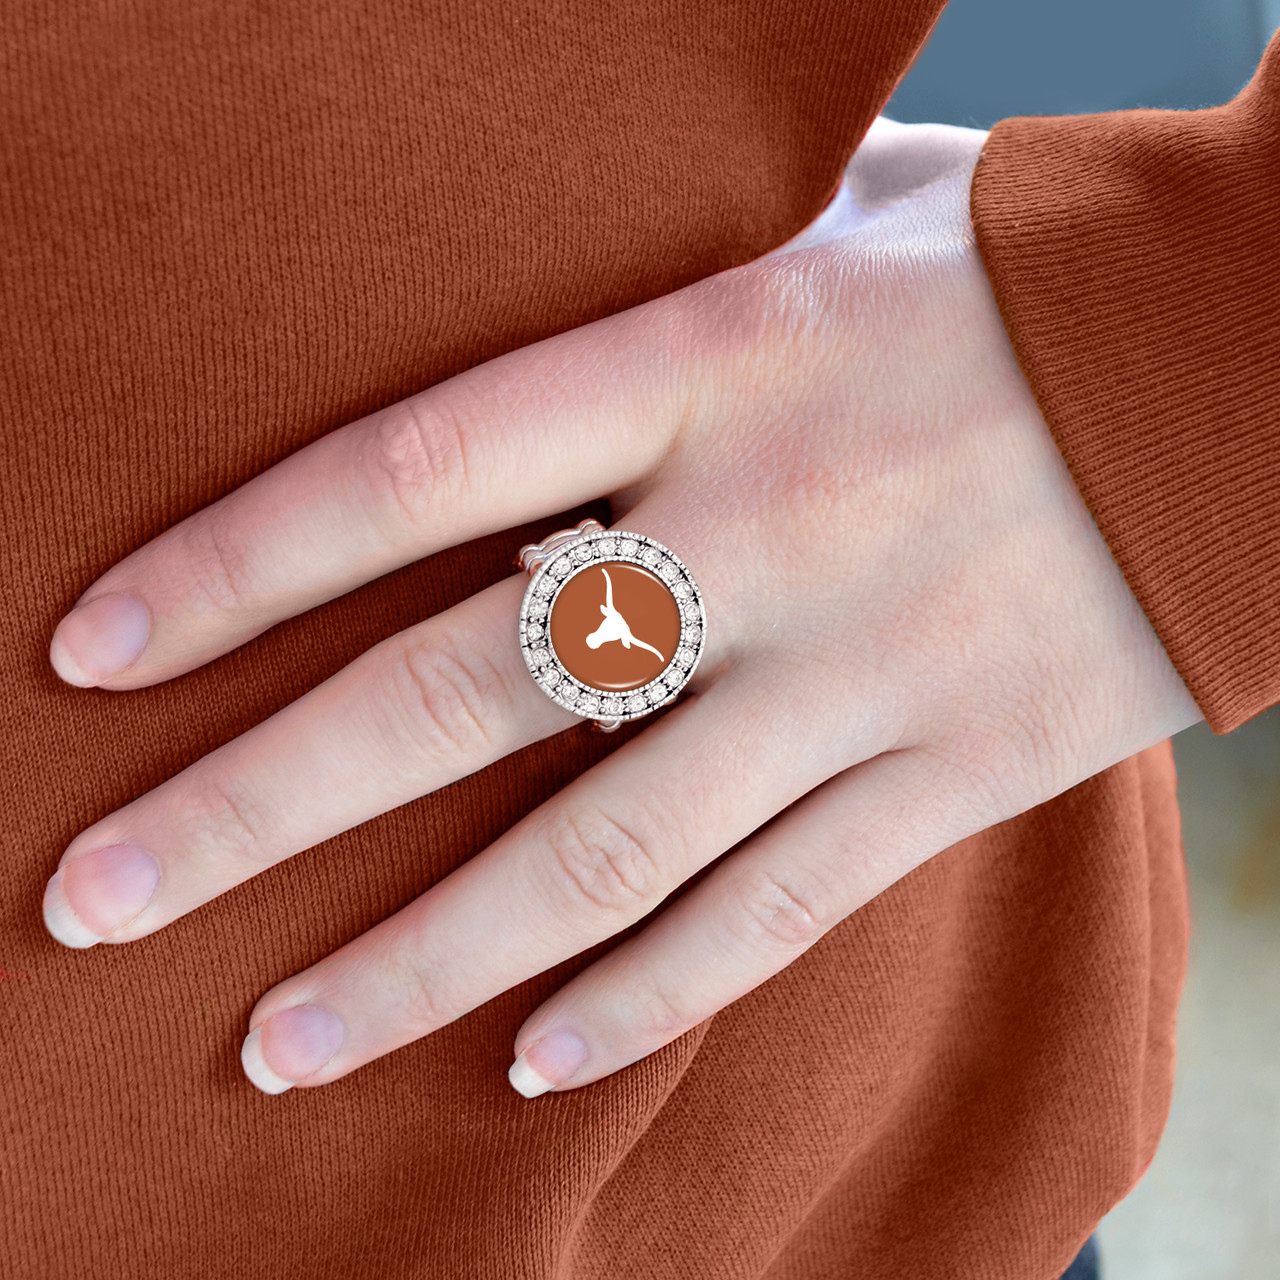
[514, 518, 707, 733]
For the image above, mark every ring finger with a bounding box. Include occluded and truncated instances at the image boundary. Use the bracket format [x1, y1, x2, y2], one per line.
[238, 666, 863, 1093]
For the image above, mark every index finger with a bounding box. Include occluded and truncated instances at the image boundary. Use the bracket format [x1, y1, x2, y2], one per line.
[48, 306, 685, 690]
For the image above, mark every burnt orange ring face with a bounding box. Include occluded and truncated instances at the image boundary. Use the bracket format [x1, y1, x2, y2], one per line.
[518, 530, 705, 724]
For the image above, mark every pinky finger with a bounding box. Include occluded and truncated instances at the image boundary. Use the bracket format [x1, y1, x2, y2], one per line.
[506, 747, 976, 1096]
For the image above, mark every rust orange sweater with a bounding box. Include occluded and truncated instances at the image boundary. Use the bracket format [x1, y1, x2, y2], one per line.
[2, 3, 1276, 1277]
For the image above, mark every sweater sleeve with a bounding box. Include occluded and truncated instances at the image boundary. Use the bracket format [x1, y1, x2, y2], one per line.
[969, 30, 1280, 734]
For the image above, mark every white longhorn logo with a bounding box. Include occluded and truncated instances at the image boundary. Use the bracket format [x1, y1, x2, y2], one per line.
[585, 568, 666, 662]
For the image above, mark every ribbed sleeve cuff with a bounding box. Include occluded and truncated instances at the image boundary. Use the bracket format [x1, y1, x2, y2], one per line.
[969, 34, 1280, 733]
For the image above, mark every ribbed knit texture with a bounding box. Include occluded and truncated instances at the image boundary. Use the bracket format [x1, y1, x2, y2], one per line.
[3, 1, 1260, 1276]
[971, 31, 1280, 734]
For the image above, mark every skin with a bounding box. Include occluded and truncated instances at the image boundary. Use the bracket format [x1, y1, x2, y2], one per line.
[42, 119, 1203, 1096]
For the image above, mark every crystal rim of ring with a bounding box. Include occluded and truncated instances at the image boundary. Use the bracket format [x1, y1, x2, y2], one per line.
[518, 528, 706, 725]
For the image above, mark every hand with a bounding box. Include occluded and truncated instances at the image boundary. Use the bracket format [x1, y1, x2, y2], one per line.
[42, 119, 1201, 1097]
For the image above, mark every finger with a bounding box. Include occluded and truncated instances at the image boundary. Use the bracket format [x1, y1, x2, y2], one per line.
[505, 747, 973, 1094]
[235, 671, 872, 1094]
[42, 572, 579, 949]
[48, 305, 686, 690]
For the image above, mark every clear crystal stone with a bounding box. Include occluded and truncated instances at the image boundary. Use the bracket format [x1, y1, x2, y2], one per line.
[683, 622, 702, 645]
[597, 538, 617, 557]
[659, 562, 679, 583]
[530, 647, 550, 668]
[579, 694, 599, 715]
[617, 539, 637, 557]
[673, 580, 692, 599]
[602, 697, 622, 717]
[680, 597, 699, 617]
[675, 646, 694, 668]
[526, 622, 543, 641]
[626, 694, 647, 713]
[642, 546, 662, 567]
[552, 555, 573, 577]
[648, 682, 667, 702]
[535, 575, 554, 595]
[544, 668, 561, 686]
[559, 683, 577, 705]
[572, 543, 592, 562]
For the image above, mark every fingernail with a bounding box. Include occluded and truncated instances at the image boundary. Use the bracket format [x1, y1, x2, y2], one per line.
[43, 843, 161, 948]
[508, 1028, 589, 1098]
[50, 592, 151, 687]
[241, 1004, 345, 1095]
[42, 871, 101, 948]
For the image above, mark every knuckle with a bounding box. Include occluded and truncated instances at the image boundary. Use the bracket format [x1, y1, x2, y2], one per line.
[386, 949, 464, 1038]
[177, 774, 272, 868]
[379, 630, 507, 770]
[732, 866, 834, 952]
[366, 398, 470, 534]
[179, 510, 256, 613]
[933, 658, 1084, 818]
[705, 254, 820, 363]
[542, 804, 665, 920]
[630, 978, 701, 1044]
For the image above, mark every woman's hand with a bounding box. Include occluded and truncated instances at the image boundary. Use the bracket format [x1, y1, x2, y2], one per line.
[42, 119, 1201, 1096]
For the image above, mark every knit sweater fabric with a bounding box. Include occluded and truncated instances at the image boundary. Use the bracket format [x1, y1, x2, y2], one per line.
[1, 3, 1275, 1277]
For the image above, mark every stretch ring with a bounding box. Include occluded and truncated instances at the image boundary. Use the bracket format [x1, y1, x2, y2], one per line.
[515, 518, 707, 732]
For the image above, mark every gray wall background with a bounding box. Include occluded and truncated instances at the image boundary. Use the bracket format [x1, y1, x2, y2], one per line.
[880, 5, 1280, 1277]
[886, 0, 1278, 123]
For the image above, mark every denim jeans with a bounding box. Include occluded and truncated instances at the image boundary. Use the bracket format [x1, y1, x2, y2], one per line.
[1057, 1233, 1101, 1280]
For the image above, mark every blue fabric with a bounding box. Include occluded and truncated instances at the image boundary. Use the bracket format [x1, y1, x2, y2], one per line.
[1057, 1232, 1101, 1280]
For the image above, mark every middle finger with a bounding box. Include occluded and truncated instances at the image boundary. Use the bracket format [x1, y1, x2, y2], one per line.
[42, 571, 579, 948]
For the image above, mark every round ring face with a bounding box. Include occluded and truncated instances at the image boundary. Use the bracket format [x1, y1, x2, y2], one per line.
[519, 530, 706, 722]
